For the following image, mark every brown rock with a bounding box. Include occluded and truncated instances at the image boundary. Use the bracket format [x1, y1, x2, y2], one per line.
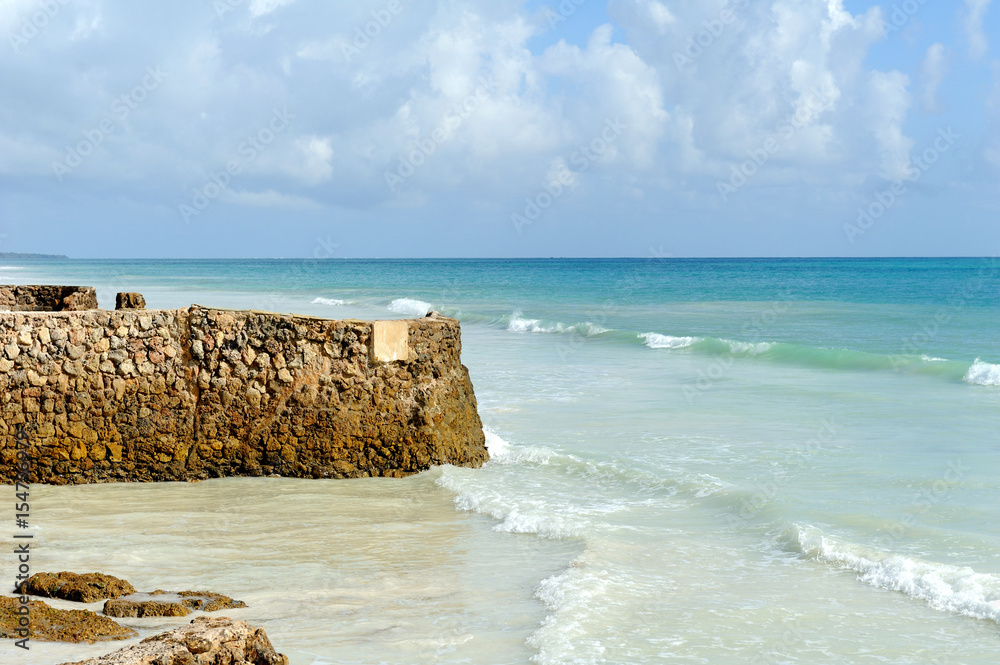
[19, 572, 136, 603]
[103, 599, 191, 618]
[175, 591, 248, 612]
[104, 590, 246, 617]
[57, 616, 288, 665]
[116, 293, 146, 310]
[0, 596, 136, 643]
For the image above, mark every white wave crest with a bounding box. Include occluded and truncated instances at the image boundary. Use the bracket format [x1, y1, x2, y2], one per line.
[639, 332, 700, 349]
[312, 297, 345, 306]
[921, 355, 948, 363]
[964, 359, 1000, 386]
[388, 298, 432, 316]
[507, 311, 607, 336]
[789, 524, 1000, 624]
[724, 339, 775, 355]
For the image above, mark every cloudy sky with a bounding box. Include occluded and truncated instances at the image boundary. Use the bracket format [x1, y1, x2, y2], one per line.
[0, 0, 997, 257]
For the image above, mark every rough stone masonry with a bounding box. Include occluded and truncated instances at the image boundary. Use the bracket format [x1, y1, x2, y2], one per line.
[0, 286, 488, 484]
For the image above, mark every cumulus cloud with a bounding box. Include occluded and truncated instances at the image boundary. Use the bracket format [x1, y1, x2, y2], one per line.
[0, 0, 962, 231]
[919, 43, 948, 113]
[964, 0, 994, 59]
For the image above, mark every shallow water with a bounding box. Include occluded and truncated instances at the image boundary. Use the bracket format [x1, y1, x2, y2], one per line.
[2, 258, 998, 664]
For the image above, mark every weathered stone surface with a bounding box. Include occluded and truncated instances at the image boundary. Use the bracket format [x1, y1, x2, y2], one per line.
[116, 293, 146, 310]
[173, 591, 247, 612]
[0, 301, 487, 484]
[0, 285, 98, 312]
[103, 599, 191, 618]
[104, 591, 246, 617]
[0, 596, 136, 643]
[19, 572, 136, 603]
[57, 616, 288, 665]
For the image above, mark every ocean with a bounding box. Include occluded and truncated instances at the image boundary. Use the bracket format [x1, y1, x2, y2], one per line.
[1, 257, 998, 664]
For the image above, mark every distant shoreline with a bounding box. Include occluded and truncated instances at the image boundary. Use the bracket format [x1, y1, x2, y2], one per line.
[0, 253, 67, 259]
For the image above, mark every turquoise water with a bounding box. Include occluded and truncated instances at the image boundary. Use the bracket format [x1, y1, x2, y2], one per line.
[2, 258, 998, 664]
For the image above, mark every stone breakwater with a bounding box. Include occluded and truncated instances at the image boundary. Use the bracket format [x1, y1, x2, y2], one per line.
[0, 297, 487, 484]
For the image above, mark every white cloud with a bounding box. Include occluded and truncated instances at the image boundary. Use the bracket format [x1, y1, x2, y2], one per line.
[0, 0, 945, 220]
[867, 71, 913, 181]
[220, 189, 321, 209]
[249, 0, 297, 19]
[919, 43, 948, 113]
[964, 0, 994, 59]
[289, 137, 334, 185]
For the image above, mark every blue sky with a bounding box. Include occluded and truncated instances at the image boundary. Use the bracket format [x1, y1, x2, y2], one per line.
[0, 0, 997, 258]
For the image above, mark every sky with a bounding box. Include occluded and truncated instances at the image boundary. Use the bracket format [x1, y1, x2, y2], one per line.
[0, 0, 997, 258]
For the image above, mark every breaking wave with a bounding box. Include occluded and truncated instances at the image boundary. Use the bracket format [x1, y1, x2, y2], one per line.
[388, 298, 432, 316]
[784, 524, 1000, 624]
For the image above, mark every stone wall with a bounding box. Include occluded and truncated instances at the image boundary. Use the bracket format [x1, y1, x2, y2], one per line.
[0, 285, 98, 312]
[0, 305, 487, 484]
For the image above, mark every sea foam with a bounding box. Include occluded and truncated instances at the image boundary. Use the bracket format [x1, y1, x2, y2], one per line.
[312, 297, 346, 306]
[640, 333, 700, 349]
[388, 298, 432, 316]
[964, 359, 1000, 386]
[787, 524, 1000, 624]
[507, 312, 608, 336]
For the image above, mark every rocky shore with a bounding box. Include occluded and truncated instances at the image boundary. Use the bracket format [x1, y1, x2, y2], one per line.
[3, 571, 283, 663]
[0, 286, 488, 484]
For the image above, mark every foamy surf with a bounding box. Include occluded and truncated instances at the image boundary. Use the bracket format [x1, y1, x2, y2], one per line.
[507, 312, 608, 336]
[639, 333, 700, 349]
[785, 524, 1000, 624]
[312, 297, 346, 306]
[964, 359, 1000, 386]
[388, 298, 432, 316]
